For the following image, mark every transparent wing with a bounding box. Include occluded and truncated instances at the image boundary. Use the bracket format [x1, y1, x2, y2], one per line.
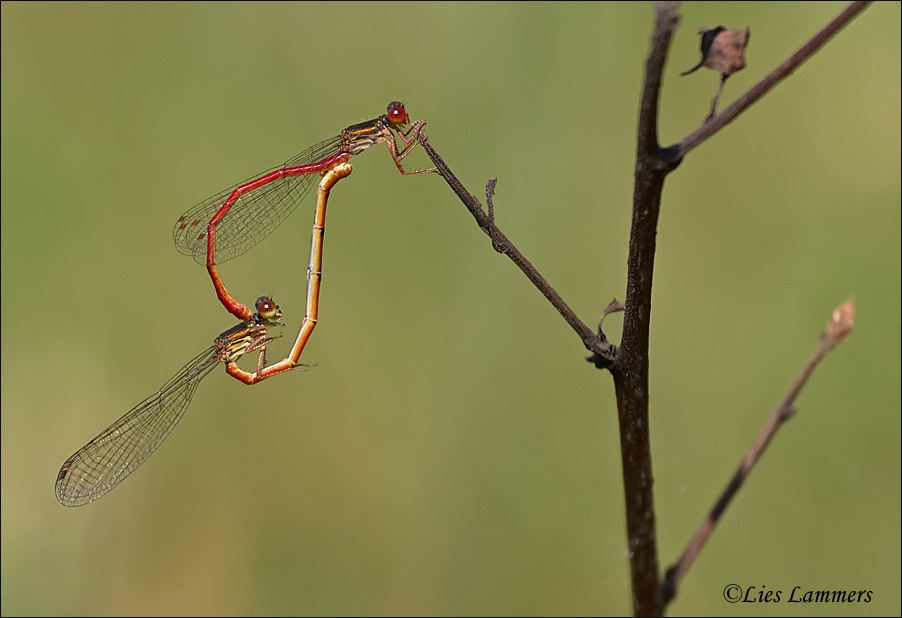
[173, 135, 342, 265]
[55, 346, 221, 506]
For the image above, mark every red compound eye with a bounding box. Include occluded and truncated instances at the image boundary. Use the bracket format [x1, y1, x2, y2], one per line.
[386, 101, 410, 126]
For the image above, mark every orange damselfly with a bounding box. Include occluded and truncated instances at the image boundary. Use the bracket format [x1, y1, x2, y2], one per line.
[173, 101, 434, 320]
[56, 296, 299, 506]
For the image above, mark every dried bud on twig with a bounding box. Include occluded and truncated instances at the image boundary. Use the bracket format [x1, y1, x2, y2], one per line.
[682, 26, 751, 77]
[827, 298, 855, 343]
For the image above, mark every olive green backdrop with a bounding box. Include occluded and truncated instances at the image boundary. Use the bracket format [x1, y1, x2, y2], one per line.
[2, 2, 899, 615]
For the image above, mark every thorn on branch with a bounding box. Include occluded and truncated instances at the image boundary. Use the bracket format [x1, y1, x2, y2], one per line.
[484, 178, 508, 254]
[486, 178, 497, 227]
[779, 405, 799, 422]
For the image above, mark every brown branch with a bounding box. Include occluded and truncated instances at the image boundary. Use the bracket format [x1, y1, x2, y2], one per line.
[609, 4, 682, 615]
[416, 2, 869, 615]
[661, 300, 856, 606]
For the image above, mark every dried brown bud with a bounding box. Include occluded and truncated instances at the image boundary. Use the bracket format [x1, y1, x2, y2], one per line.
[827, 298, 855, 343]
[682, 26, 751, 77]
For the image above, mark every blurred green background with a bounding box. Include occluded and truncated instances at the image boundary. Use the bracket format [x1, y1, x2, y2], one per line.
[2, 2, 899, 615]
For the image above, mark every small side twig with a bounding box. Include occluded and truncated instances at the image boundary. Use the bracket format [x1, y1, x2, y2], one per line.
[485, 178, 497, 226]
[600, 298, 625, 330]
[484, 178, 505, 253]
[661, 299, 856, 606]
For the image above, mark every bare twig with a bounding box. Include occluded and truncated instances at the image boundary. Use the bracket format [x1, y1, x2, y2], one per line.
[661, 300, 856, 606]
[417, 133, 617, 362]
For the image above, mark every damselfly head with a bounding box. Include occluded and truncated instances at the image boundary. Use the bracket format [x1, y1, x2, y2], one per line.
[386, 101, 410, 127]
[255, 296, 282, 322]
